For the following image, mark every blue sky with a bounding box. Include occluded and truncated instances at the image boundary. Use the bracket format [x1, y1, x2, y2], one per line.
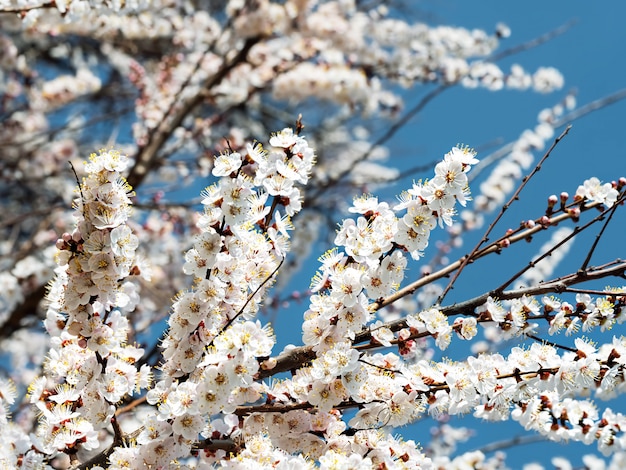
[269, 3, 626, 468]
[415, 1, 626, 184]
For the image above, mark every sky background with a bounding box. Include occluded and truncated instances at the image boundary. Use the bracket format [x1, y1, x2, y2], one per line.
[268, 2, 626, 468]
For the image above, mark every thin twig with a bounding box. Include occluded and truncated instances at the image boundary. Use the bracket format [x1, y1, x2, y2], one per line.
[306, 85, 449, 205]
[579, 194, 624, 271]
[562, 287, 626, 296]
[553, 88, 626, 128]
[208, 256, 285, 350]
[525, 334, 578, 353]
[436, 125, 572, 305]
[115, 396, 148, 417]
[473, 434, 546, 454]
[495, 191, 625, 292]
[487, 20, 576, 63]
[0, 205, 64, 228]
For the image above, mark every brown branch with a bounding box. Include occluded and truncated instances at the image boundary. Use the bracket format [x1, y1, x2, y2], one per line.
[126, 36, 261, 190]
[195, 438, 239, 453]
[487, 20, 576, 63]
[0, 283, 47, 340]
[115, 396, 147, 417]
[437, 125, 572, 305]
[495, 191, 626, 292]
[259, 259, 626, 379]
[0, 1, 55, 14]
[367, 259, 626, 341]
[73, 417, 124, 470]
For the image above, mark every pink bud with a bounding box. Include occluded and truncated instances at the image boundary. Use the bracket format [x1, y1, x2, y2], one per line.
[398, 328, 411, 341]
[261, 358, 277, 370]
[568, 207, 581, 219]
[153, 190, 165, 204]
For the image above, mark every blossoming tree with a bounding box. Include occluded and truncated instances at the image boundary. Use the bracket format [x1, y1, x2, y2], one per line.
[1, 1, 626, 469]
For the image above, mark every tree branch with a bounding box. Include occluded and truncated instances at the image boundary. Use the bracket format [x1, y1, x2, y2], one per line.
[259, 259, 626, 379]
[437, 125, 572, 304]
[126, 36, 261, 190]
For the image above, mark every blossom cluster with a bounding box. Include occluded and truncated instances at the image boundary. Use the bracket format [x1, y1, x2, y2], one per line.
[227, 146, 480, 459]
[509, 290, 623, 340]
[0, 131, 623, 469]
[100, 128, 318, 467]
[333, 325, 626, 455]
[26, 150, 151, 459]
[0, 0, 571, 373]
[303, 145, 478, 354]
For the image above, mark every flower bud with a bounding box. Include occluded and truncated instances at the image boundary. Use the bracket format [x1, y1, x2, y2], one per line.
[398, 328, 411, 341]
[567, 207, 581, 220]
[546, 194, 558, 215]
[547, 194, 558, 207]
[261, 358, 277, 370]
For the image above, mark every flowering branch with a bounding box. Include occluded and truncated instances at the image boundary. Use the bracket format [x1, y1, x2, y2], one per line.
[127, 36, 261, 189]
[3, 5, 626, 468]
[438, 125, 572, 304]
[260, 259, 626, 380]
[496, 190, 626, 292]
